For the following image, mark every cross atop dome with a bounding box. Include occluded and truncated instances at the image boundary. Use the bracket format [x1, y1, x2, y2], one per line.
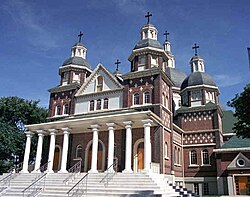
[163, 31, 170, 42]
[192, 43, 199, 56]
[145, 12, 152, 24]
[78, 31, 83, 43]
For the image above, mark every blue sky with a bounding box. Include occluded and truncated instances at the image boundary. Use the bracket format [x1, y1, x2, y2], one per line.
[0, 0, 249, 109]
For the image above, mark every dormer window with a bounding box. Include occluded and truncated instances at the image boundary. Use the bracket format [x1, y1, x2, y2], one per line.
[96, 76, 103, 92]
[89, 100, 94, 111]
[103, 98, 108, 109]
[151, 55, 158, 67]
[73, 72, 80, 83]
[96, 99, 101, 110]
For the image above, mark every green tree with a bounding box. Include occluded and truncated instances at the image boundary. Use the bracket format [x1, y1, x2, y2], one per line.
[0, 97, 47, 174]
[227, 84, 250, 138]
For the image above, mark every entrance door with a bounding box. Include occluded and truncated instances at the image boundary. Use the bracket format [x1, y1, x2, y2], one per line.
[137, 142, 144, 171]
[53, 147, 60, 171]
[238, 176, 249, 195]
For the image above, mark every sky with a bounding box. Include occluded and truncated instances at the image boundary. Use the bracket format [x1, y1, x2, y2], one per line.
[0, 0, 249, 109]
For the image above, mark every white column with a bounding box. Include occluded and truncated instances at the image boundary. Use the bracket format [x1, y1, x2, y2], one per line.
[21, 132, 33, 173]
[89, 125, 99, 173]
[107, 123, 115, 172]
[59, 128, 71, 173]
[123, 121, 133, 173]
[34, 130, 45, 172]
[142, 119, 153, 172]
[47, 129, 57, 173]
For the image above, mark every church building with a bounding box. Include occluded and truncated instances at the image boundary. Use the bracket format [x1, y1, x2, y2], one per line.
[22, 14, 250, 196]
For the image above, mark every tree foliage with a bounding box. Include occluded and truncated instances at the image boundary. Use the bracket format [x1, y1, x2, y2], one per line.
[0, 97, 47, 173]
[227, 84, 250, 138]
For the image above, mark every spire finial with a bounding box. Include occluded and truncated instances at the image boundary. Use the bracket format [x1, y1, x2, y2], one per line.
[145, 12, 152, 24]
[115, 59, 121, 71]
[78, 31, 83, 43]
[192, 43, 199, 56]
[163, 30, 170, 41]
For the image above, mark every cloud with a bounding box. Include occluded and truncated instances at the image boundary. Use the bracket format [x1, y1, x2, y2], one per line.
[1, 0, 59, 51]
[214, 74, 243, 87]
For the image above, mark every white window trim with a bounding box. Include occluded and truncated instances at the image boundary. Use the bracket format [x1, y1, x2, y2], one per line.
[164, 142, 169, 160]
[201, 149, 210, 166]
[75, 144, 82, 159]
[133, 93, 140, 106]
[189, 150, 199, 166]
[143, 91, 151, 105]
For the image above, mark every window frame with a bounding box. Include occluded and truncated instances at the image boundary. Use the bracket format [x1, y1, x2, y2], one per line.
[63, 104, 69, 115]
[133, 93, 140, 105]
[144, 91, 151, 104]
[202, 149, 210, 165]
[55, 105, 61, 116]
[96, 76, 104, 92]
[76, 145, 83, 159]
[96, 99, 102, 110]
[89, 100, 95, 111]
[190, 150, 198, 166]
[103, 98, 109, 109]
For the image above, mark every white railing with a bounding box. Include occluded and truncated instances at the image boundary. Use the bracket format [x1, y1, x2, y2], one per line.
[63, 160, 82, 185]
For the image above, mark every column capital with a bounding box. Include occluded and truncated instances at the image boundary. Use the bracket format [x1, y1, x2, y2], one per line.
[142, 119, 153, 127]
[61, 127, 71, 134]
[106, 123, 115, 129]
[25, 131, 34, 137]
[48, 129, 58, 135]
[36, 130, 46, 136]
[123, 121, 133, 128]
[90, 124, 100, 131]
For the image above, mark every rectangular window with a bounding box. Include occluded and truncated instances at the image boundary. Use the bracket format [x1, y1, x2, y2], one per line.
[203, 183, 209, 195]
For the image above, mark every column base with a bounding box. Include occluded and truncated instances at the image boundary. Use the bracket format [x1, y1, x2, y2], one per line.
[105, 168, 115, 173]
[141, 169, 152, 174]
[88, 169, 98, 173]
[20, 170, 29, 173]
[58, 170, 68, 173]
[32, 170, 41, 173]
[122, 169, 133, 173]
[46, 170, 55, 173]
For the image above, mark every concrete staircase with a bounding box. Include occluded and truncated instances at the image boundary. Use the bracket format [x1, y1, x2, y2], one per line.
[0, 172, 197, 197]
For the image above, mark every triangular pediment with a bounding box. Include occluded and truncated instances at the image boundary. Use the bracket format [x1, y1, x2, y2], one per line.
[75, 64, 123, 96]
[227, 152, 250, 170]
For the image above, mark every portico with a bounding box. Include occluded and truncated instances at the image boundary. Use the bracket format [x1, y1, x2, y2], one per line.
[23, 110, 161, 174]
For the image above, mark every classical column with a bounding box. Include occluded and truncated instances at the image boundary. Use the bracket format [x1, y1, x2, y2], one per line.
[142, 119, 153, 172]
[47, 129, 57, 173]
[21, 131, 33, 173]
[34, 130, 45, 172]
[59, 128, 71, 173]
[89, 125, 99, 173]
[107, 123, 115, 172]
[122, 121, 133, 173]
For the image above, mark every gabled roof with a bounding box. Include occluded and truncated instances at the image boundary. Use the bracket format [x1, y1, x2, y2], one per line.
[227, 152, 250, 170]
[75, 63, 123, 97]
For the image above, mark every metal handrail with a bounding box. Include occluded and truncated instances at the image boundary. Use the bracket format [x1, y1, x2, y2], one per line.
[100, 158, 118, 187]
[36, 161, 50, 172]
[22, 173, 47, 197]
[67, 172, 89, 197]
[63, 160, 82, 185]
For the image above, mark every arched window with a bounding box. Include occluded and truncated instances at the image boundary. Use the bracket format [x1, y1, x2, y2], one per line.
[103, 98, 108, 109]
[144, 92, 150, 104]
[202, 149, 210, 165]
[165, 95, 169, 109]
[55, 105, 61, 116]
[96, 99, 101, 110]
[63, 104, 69, 115]
[190, 150, 198, 165]
[96, 76, 103, 92]
[162, 93, 165, 106]
[76, 145, 82, 158]
[133, 93, 140, 105]
[90, 100, 94, 111]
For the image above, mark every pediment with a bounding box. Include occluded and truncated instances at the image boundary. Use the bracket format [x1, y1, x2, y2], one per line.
[227, 152, 250, 170]
[75, 64, 123, 96]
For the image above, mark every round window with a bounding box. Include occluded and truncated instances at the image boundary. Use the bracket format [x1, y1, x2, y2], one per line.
[237, 159, 245, 167]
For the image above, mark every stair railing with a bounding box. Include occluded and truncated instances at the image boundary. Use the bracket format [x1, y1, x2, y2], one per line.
[22, 173, 47, 197]
[99, 158, 118, 187]
[36, 161, 50, 173]
[0, 161, 23, 193]
[63, 160, 82, 185]
[67, 172, 89, 197]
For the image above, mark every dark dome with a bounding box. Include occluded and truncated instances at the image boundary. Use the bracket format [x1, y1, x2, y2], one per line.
[134, 38, 163, 50]
[181, 72, 216, 90]
[62, 56, 91, 68]
[165, 67, 187, 88]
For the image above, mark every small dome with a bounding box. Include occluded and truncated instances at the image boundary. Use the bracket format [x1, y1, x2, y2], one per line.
[165, 67, 187, 88]
[134, 38, 163, 50]
[62, 56, 91, 68]
[72, 42, 85, 47]
[181, 72, 216, 90]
